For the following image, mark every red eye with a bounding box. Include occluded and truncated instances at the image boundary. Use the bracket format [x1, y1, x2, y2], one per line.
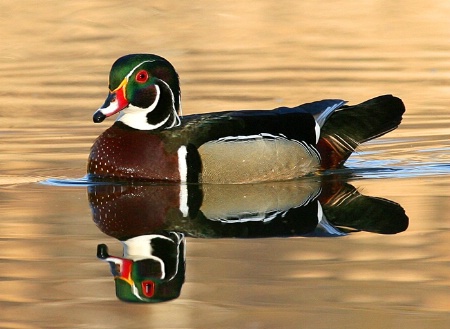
[141, 280, 155, 297]
[135, 70, 149, 83]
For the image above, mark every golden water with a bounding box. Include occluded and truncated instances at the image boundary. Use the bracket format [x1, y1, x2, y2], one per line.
[0, 1, 449, 328]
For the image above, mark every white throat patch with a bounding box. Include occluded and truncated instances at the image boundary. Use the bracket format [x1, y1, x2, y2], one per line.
[117, 80, 181, 130]
[117, 84, 162, 130]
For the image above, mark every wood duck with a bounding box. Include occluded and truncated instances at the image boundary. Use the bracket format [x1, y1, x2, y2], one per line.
[88, 54, 405, 183]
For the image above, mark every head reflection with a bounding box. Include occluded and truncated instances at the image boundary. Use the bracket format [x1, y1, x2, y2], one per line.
[97, 232, 185, 303]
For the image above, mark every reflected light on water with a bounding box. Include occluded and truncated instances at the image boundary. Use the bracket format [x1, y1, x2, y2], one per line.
[0, 1, 449, 328]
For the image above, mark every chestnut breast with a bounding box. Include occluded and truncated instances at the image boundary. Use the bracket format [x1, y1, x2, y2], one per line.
[88, 123, 180, 181]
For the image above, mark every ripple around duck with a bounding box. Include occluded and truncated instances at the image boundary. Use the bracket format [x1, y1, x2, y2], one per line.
[326, 162, 450, 179]
[42, 176, 117, 187]
[42, 160, 450, 187]
[341, 135, 450, 179]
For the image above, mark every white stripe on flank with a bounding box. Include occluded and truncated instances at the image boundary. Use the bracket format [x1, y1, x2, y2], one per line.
[209, 133, 321, 162]
[177, 146, 189, 217]
[177, 146, 188, 183]
[212, 133, 280, 143]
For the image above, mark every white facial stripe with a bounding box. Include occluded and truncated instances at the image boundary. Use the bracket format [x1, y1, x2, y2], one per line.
[124, 59, 157, 80]
[146, 113, 171, 129]
[110, 60, 157, 93]
[146, 84, 161, 113]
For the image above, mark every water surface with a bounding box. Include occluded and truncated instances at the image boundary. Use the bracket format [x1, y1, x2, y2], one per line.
[0, 1, 449, 328]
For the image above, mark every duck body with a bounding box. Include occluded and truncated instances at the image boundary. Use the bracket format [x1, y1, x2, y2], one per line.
[88, 54, 405, 184]
[89, 103, 334, 183]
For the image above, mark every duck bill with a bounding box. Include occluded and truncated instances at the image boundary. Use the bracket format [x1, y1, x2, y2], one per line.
[93, 83, 129, 123]
[97, 244, 134, 283]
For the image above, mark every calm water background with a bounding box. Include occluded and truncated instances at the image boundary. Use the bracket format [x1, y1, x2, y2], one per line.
[1, 1, 450, 328]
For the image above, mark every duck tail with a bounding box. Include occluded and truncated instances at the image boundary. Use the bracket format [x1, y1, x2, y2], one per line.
[317, 95, 405, 169]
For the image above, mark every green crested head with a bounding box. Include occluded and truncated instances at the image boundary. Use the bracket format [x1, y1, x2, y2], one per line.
[93, 54, 182, 131]
[109, 54, 180, 109]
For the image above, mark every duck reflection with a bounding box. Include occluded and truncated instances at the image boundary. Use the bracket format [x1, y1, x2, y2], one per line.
[88, 176, 408, 302]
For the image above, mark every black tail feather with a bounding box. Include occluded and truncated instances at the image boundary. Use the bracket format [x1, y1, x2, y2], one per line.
[317, 95, 405, 168]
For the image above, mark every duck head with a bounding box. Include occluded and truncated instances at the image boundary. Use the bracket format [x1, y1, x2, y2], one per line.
[93, 54, 181, 130]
